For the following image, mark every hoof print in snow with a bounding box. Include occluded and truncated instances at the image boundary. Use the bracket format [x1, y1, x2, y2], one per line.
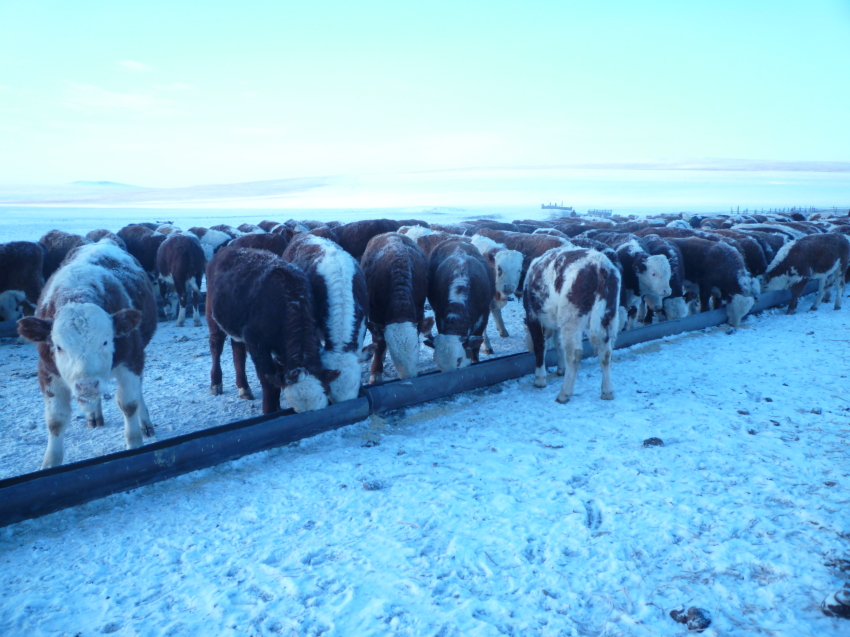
[583, 500, 602, 530]
[670, 607, 712, 632]
[737, 409, 749, 415]
[642, 437, 664, 447]
[811, 407, 823, 415]
[174, 335, 189, 343]
[362, 440, 380, 448]
[363, 479, 385, 491]
[747, 429, 756, 435]
[822, 584, 850, 618]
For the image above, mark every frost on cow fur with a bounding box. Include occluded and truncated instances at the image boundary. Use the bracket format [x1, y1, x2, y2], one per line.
[433, 334, 471, 372]
[400, 225, 432, 242]
[321, 350, 361, 404]
[384, 322, 420, 380]
[310, 235, 361, 353]
[283, 371, 329, 413]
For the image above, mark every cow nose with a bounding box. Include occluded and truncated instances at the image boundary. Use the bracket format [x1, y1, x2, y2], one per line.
[75, 380, 100, 395]
[664, 287, 672, 297]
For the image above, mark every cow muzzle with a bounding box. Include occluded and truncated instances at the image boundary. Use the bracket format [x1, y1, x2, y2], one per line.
[74, 379, 102, 403]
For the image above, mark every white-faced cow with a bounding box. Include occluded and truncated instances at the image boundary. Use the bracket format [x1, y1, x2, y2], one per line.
[205, 247, 339, 414]
[155, 232, 206, 327]
[669, 236, 759, 326]
[17, 243, 158, 468]
[283, 234, 371, 403]
[469, 234, 523, 353]
[474, 228, 569, 297]
[524, 247, 621, 403]
[640, 234, 688, 322]
[0, 241, 44, 321]
[360, 233, 434, 383]
[426, 240, 495, 371]
[763, 233, 850, 313]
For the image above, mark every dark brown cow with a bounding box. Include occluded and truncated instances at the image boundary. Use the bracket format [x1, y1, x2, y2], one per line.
[86, 229, 127, 250]
[237, 223, 265, 234]
[0, 241, 44, 321]
[17, 242, 157, 468]
[230, 232, 290, 256]
[524, 247, 621, 403]
[360, 232, 433, 383]
[205, 247, 338, 414]
[155, 233, 206, 327]
[763, 233, 850, 313]
[117, 224, 167, 276]
[425, 240, 495, 370]
[258, 220, 282, 232]
[335, 219, 401, 261]
[283, 234, 371, 403]
[704, 229, 769, 277]
[39, 230, 90, 280]
[306, 225, 340, 243]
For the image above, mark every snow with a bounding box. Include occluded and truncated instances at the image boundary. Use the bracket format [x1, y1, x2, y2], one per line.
[2, 293, 849, 635]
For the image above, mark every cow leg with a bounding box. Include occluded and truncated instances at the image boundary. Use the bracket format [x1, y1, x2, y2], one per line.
[527, 318, 547, 388]
[41, 373, 72, 469]
[552, 329, 566, 376]
[787, 279, 808, 314]
[192, 275, 202, 326]
[590, 332, 615, 400]
[138, 390, 154, 437]
[369, 338, 387, 384]
[208, 323, 226, 395]
[835, 270, 846, 310]
[481, 330, 494, 356]
[113, 365, 145, 450]
[555, 328, 583, 404]
[810, 276, 827, 311]
[490, 301, 509, 338]
[231, 340, 254, 399]
[258, 372, 281, 414]
[699, 287, 711, 313]
[85, 396, 104, 428]
[174, 279, 188, 327]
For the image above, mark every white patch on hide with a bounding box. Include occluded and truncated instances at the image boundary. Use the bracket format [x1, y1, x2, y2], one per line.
[51, 302, 115, 404]
[384, 322, 420, 380]
[321, 350, 362, 404]
[449, 274, 469, 304]
[663, 296, 690, 320]
[402, 225, 432, 242]
[726, 294, 754, 327]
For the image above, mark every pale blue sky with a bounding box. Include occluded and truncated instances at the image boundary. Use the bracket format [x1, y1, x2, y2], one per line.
[1, 1, 848, 187]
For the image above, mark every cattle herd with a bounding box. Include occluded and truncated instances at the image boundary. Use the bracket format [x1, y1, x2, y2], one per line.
[2, 210, 849, 469]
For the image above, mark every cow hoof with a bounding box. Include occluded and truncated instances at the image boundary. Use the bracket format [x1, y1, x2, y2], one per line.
[601, 392, 614, 401]
[481, 346, 493, 356]
[238, 387, 254, 400]
[785, 308, 796, 315]
[556, 368, 565, 377]
[369, 374, 382, 384]
[555, 394, 571, 404]
[498, 329, 509, 338]
[533, 378, 547, 388]
[194, 317, 201, 326]
[175, 320, 185, 327]
[210, 384, 223, 396]
[141, 420, 155, 437]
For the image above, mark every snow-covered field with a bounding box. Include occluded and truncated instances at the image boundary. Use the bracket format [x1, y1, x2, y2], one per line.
[2, 292, 849, 636]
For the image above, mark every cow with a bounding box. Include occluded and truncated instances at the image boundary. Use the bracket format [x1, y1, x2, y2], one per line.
[230, 232, 290, 256]
[523, 247, 621, 404]
[155, 233, 206, 327]
[668, 236, 759, 326]
[209, 224, 244, 240]
[425, 240, 495, 371]
[360, 233, 433, 383]
[86, 229, 127, 250]
[468, 234, 524, 353]
[17, 242, 158, 468]
[474, 228, 568, 297]
[156, 224, 181, 236]
[306, 225, 340, 243]
[205, 247, 339, 414]
[237, 223, 266, 234]
[117, 224, 167, 277]
[335, 219, 401, 261]
[763, 233, 850, 313]
[589, 232, 672, 329]
[257, 220, 282, 232]
[283, 234, 371, 403]
[39, 230, 90, 280]
[0, 241, 44, 320]
[640, 234, 688, 321]
[187, 227, 233, 262]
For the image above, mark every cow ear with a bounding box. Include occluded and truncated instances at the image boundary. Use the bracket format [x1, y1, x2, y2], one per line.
[322, 369, 341, 384]
[467, 335, 484, 346]
[17, 316, 52, 343]
[423, 336, 435, 349]
[419, 316, 435, 334]
[633, 253, 648, 272]
[358, 343, 377, 362]
[112, 309, 142, 337]
[484, 251, 496, 264]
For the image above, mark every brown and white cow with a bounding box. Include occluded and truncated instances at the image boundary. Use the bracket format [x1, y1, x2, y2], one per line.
[155, 233, 206, 327]
[360, 232, 434, 383]
[474, 228, 569, 297]
[763, 233, 850, 313]
[205, 247, 339, 414]
[0, 241, 44, 321]
[523, 247, 621, 403]
[85, 229, 127, 250]
[117, 224, 167, 277]
[335, 219, 401, 261]
[17, 242, 158, 468]
[283, 234, 371, 403]
[425, 240, 495, 371]
[39, 230, 90, 280]
[468, 234, 523, 353]
[230, 232, 290, 256]
[187, 227, 233, 262]
[640, 234, 689, 322]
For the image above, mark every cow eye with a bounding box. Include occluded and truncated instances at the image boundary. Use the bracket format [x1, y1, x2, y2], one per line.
[103, 340, 108, 346]
[56, 345, 63, 353]
[497, 267, 503, 276]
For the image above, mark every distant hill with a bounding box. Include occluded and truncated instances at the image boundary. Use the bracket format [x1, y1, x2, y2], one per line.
[71, 181, 144, 188]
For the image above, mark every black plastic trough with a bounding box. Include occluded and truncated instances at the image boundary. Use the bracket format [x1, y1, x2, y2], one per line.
[0, 281, 817, 528]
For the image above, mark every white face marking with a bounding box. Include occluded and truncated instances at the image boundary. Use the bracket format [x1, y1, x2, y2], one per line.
[662, 296, 690, 320]
[51, 302, 115, 406]
[321, 351, 362, 404]
[383, 322, 420, 380]
[494, 249, 523, 297]
[433, 334, 471, 372]
[639, 254, 672, 297]
[726, 294, 755, 327]
[283, 372, 328, 412]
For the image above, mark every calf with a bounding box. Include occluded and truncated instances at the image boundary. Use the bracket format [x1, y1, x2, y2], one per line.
[763, 233, 850, 313]
[17, 243, 158, 468]
[426, 240, 495, 371]
[640, 234, 688, 321]
[205, 247, 338, 414]
[86, 229, 127, 250]
[474, 228, 568, 296]
[0, 240, 44, 319]
[468, 234, 523, 353]
[335, 219, 401, 261]
[117, 224, 167, 276]
[669, 237, 758, 326]
[39, 230, 90, 280]
[590, 232, 672, 329]
[230, 232, 290, 256]
[155, 233, 206, 327]
[524, 247, 621, 403]
[360, 233, 434, 383]
[283, 234, 371, 403]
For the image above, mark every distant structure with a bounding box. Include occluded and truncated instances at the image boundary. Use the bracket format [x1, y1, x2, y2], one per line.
[541, 203, 574, 211]
[587, 209, 613, 217]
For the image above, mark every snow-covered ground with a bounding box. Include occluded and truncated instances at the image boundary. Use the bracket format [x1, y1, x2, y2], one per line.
[2, 293, 849, 636]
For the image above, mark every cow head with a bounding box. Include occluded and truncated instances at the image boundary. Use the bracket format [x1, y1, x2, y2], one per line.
[636, 254, 672, 298]
[320, 350, 363, 404]
[270, 362, 340, 412]
[662, 296, 690, 320]
[430, 333, 484, 372]
[18, 302, 142, 407]
[490, 249, 523, 301]
[0, 290, 28, 322]
[383, 322, 421, 380]
[726, 294, 755, 327]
